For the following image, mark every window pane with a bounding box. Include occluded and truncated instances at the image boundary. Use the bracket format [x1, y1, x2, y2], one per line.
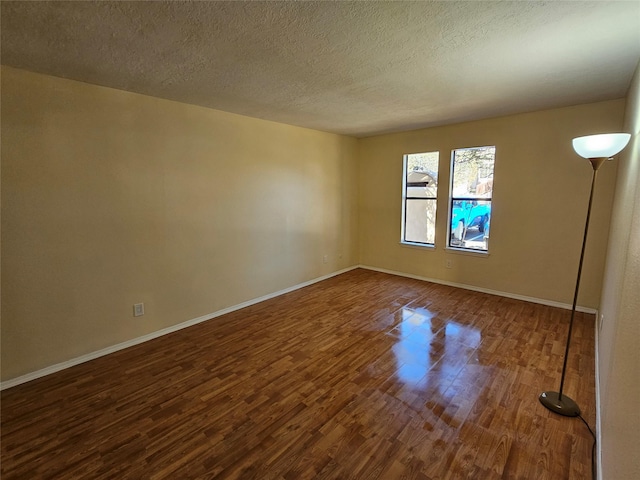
[449, 199, 491, 251]
[405, 199, 437, 244]
[403, 152, 439, 246]
[449, 146, 495, 252]
[451, 146, 495, 199]
[406, 170, 437, 198]
[407, 152, 439, 176]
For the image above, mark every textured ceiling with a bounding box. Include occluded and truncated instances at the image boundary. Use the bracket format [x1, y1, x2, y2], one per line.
[2, 1, 639, 137]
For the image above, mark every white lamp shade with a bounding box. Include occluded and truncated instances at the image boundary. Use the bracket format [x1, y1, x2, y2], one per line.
[572, 133, 631, 159]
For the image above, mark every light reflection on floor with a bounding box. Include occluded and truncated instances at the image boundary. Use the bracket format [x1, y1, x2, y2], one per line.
[389, 307, 482, 390]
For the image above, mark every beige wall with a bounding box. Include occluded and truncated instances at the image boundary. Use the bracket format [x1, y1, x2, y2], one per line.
[1, 67, 359, 381]
[1, 63, 632, 397]
[358, 100, 625, 308]
[598, 61, 640, 479]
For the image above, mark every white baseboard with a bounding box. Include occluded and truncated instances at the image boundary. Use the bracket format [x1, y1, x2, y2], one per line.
[0, 266, 359, 391]
[359, 264, 598, 314]
[2, 264, 596, 391]
[595, 316, 603, 480]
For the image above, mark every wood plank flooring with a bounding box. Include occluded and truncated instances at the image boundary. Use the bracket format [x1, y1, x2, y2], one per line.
[1, 269, 596, 479]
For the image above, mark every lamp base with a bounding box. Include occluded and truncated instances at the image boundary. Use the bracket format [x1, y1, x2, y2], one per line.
[539, 391, 580, 417]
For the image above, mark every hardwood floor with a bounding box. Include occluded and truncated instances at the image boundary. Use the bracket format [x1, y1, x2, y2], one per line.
[1, 269, 596, 479]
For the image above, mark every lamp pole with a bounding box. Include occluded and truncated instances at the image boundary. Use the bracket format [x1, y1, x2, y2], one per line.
[539, 158, 604, 416]
[539, 133, 629, 417]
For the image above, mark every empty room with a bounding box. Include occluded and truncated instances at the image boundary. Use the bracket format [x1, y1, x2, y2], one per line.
[1, 2, 639, 479]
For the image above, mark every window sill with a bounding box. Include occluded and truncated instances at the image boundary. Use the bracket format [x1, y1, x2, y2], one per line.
[400, 241, 435, 250]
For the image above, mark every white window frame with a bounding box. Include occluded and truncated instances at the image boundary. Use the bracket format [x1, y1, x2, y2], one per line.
[446, 146, 495, 254]
[401, 152, 439, 248]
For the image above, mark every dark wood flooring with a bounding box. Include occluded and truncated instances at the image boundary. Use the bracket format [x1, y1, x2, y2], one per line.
[1, 268, 596, 479]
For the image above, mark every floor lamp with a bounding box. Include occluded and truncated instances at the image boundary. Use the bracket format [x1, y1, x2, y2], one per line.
[539, 132, 631, 417]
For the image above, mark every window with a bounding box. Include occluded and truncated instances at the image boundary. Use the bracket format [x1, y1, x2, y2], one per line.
[448, 146, 495, 252]
[402, 151, 439, 246]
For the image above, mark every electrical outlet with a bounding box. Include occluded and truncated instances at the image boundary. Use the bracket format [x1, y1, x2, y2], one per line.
[323, 254, 328, 264]
[445, 259, 453, 269]
[133, 303, 145, 317]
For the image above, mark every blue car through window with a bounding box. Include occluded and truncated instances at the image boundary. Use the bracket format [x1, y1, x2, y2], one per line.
[450, 200, 491, 245]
